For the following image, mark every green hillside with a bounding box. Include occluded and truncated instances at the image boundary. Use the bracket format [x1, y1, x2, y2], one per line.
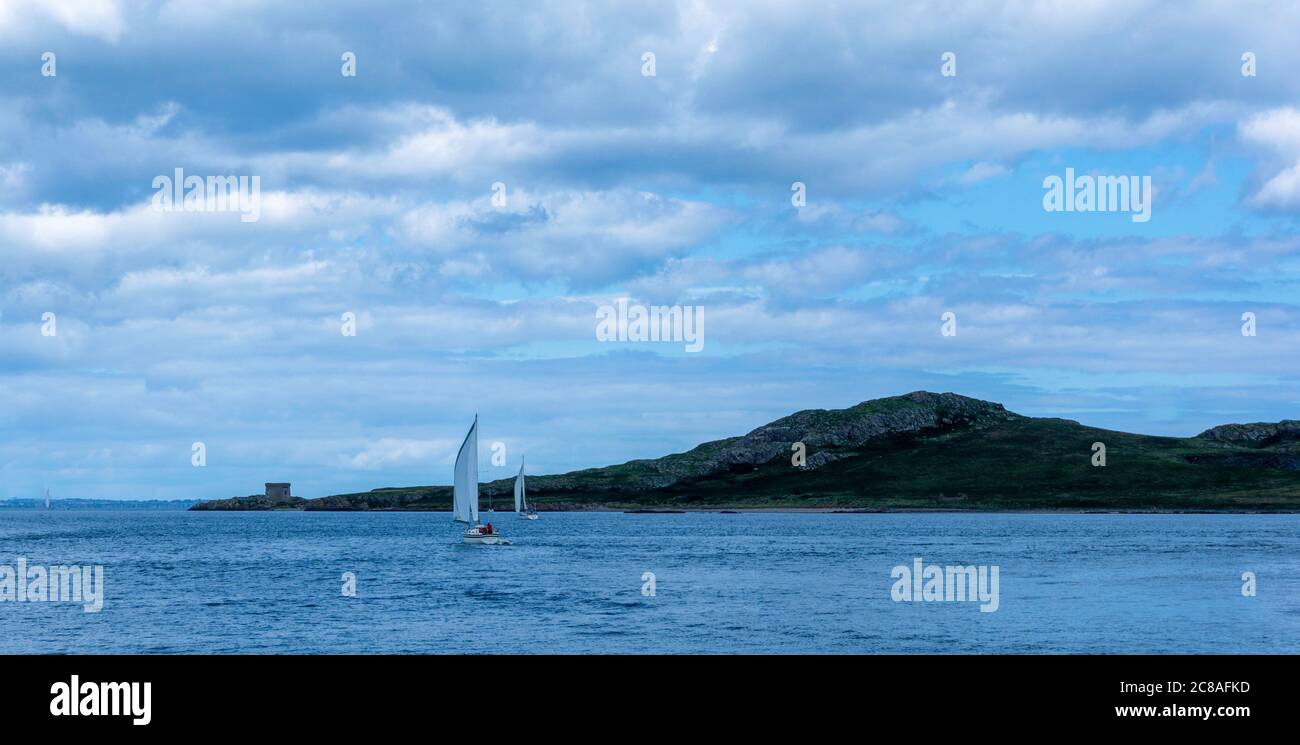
[192, 392, 1300, 512]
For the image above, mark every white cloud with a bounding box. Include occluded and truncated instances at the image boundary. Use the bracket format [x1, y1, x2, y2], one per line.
[344, 438, 456, 469]
[0, 0, 126, 42]
[1247, 160, 1300, 211]
[1240, 107, 1300, 160]
[1240, 107, 1300, 210]
[958, 162, 1009, 185]
[397, 188, 731, 285]
[321, 106, 546, 181]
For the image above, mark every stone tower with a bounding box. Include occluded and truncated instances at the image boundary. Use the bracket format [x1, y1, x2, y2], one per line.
[265, 483, 292, 500]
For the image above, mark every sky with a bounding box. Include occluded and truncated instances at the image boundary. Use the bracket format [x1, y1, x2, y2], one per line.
[1, 0, 1299, 500]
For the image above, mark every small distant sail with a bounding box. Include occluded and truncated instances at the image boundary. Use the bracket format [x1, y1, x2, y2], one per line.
[44, 488, 50, 510]
[452, 417, 479, 524]
[514, 459, 526, 514]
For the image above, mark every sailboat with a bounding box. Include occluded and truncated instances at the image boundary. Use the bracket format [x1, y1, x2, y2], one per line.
[44, 488, 51, 510]
[515, 457, 538, 519]
[452, 416, 510, 545]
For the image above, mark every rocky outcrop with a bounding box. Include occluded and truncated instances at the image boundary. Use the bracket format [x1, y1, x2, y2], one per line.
[1196, 421, 1300, 448]
[802, 450, 849, 470]
[589, 391, 1017, 488]
[189, 494, 307, 510]
[738, 391, 1015, 449]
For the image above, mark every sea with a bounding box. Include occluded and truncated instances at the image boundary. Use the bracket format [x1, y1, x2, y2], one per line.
[2, 510, 1297, 654]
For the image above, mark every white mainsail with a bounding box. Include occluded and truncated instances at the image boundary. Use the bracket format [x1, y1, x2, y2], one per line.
[514, 458, 526, 514]
[452, 416, 479, 524]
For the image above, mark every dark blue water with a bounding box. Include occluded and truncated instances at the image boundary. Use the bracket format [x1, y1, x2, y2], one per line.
[1, 511, 1296, 653]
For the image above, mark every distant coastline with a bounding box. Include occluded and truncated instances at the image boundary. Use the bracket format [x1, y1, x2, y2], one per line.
[0, 498, 200, 510]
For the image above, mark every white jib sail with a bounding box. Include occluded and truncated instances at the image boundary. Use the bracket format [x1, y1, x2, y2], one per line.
[453, 417, 479, 524]
[514, 460, 525, 513]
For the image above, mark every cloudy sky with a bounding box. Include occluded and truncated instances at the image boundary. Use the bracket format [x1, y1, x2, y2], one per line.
[2, 0, 1299, 500]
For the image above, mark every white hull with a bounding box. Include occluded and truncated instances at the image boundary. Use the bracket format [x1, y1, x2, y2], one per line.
[520, 513, 539, 520]
[462, 528, 510, 545]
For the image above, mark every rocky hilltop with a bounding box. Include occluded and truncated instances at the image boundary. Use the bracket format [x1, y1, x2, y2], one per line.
[191, 391, 1300, 512]
[594, 391, 1019, 486]
[1196, 420, 1300, 448]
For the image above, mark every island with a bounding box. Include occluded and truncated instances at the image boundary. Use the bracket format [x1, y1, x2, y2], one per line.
[190, 391, 1300, 512]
